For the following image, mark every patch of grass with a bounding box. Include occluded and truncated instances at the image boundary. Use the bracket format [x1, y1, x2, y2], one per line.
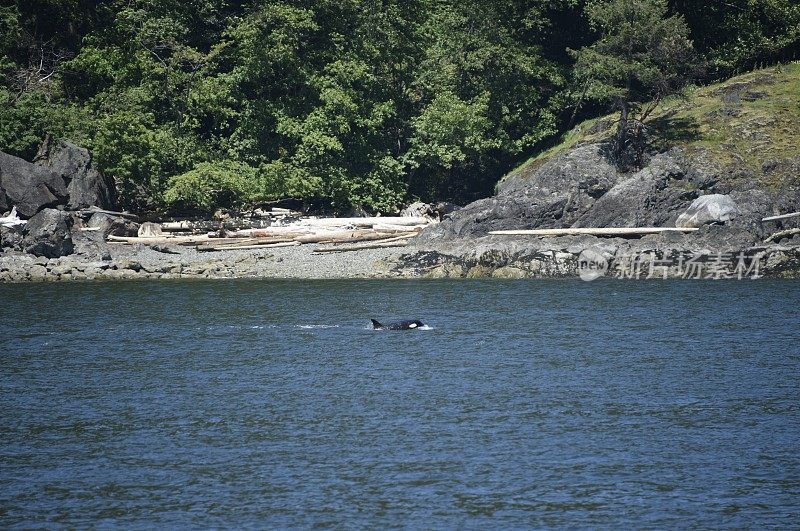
[509, 62, 800, 188]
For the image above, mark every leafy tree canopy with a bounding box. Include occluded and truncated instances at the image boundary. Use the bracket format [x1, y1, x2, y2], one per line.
[0, 0, 796, 213]
[572, 0, 696, 168]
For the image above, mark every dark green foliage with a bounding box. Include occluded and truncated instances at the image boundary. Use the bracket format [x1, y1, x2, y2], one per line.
[671, 0, 800, 76]
[572, 0, 696, 169]
[164, 160, 259, 214]
[0, 0, 794, 213]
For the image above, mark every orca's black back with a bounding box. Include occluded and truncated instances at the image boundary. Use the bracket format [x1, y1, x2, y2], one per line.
[371, 319, 424, 330]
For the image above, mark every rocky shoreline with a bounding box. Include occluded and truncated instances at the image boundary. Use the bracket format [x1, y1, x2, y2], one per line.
[2, 225, 799, 283]
[3, 73, 799, 284]
[397, 232, 800, 280]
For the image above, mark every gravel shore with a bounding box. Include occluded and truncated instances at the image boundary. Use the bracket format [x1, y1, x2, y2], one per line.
[0, 240, 413, 282]
[3, 227, 800, 283]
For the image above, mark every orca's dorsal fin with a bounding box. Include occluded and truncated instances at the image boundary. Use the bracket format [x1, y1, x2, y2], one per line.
[370, 319, 383, 329]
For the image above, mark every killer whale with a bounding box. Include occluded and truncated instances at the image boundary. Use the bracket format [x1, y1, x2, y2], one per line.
[371, 318, 425, 330]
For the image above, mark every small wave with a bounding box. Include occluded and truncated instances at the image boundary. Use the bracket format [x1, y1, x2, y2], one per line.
[201, 324, 276, 331]
[296, 324, 340, 329]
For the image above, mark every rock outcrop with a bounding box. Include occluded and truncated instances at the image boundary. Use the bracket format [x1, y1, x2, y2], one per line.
[0, 151, 68, 218]
[0, 139, 123, 259]
[34, 137, 116, 210]
[405, 123, 800, 279]
[419, 142, 799, 247]
[417, 144, 623, 241]
[22, 208, 74, 258]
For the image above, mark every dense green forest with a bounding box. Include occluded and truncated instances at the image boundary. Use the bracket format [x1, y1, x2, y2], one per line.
[1, 0, 798, 214]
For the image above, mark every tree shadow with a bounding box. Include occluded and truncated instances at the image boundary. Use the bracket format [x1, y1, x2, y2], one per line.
[647, 111, 703, 150]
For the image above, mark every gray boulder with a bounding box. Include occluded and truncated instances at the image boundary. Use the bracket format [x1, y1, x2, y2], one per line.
[87, 212, 138, 237]
[0, 187, 8, 214]
[0, 151, 68, 218]
[1, 225, 24, 251]
[35, 138, 116, 210]
[138, 221, 163, 237]
[22, 208, 74, 258]
[675, 194, 740, 228]
[71, 227, 112, 261]
[401, 201, 434, 218]
[433, 201, 461, 219]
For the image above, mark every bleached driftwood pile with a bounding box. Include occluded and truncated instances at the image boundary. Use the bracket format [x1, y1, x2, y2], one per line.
[107, 215, 431, 253]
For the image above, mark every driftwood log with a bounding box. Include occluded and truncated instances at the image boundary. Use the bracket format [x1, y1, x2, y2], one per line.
[161, 219, 274, 232]
[197, 241, 302, 252]
[107, 235, 211, 244]
[294, 230, 418, 244]
[313, 239, 410, 253]
[294, 216, 428, 228]
[77, 208, 139, 221]
[762, 212, 800, 222]
[489, 227, 700, 237]
[765, 228, 800, 243]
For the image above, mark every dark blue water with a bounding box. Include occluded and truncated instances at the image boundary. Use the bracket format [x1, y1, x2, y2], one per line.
[1, 279, 799, 528]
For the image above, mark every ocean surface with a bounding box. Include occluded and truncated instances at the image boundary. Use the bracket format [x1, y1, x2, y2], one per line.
[1, 279, 799, 528]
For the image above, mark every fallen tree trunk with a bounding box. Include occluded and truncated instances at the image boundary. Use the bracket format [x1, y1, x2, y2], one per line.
[762, 212, 800, 222]
[226, 227, 315, 238]
[161, 219, 274, 232]
[326, 233, 411, 246]
[227, 227, 417, 241]
[295, 230, 416, 244]
[489, 227, 700, 237]
[292, 229, 382, 244]
[77, 208, 139, 221]
[197, 241, 301, 252]
[313, 239, 410, 253]
[295, 216, 429, 228]
[765, 227, 800, 243]
[107, 234, 210, 244]
[372, 223, 426, 232]
[195, 236, 295, 248]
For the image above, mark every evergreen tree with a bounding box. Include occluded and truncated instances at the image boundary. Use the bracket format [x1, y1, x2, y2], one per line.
[572, 0, 696, 169]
